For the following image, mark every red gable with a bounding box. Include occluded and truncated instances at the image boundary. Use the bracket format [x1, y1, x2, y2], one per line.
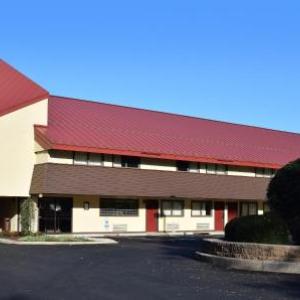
[35, 95, 300, 169]
[0, 60, 48, 116]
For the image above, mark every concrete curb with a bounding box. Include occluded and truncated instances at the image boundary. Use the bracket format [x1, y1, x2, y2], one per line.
[195, 251, 300, 274]
[0, 237, 118, 246]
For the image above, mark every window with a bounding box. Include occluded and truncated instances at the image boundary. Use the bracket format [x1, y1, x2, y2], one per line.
[74, 152, 88, 165]
[88, 153, 103, 166]
[255, 168, 276, 178]
[240, 202, 258, 216]
[176, 161, 190, 172]
[100, 199, 139, 216]
[200, 163, 227, 175]
[161, 200, 184, 217]
[84, 202, 90, 210]
[191, 201, 212, 217]
[121, 156, 140, 168]
[216, 164, 227, 175]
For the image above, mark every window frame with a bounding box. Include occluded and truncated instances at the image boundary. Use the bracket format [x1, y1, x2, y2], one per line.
[191, 201, 212, 217]
[100, 198, 139, 217]
[161, 200, 184, 217]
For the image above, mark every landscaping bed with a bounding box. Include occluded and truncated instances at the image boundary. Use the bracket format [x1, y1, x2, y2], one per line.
[0, 233, 117, 245]
[201, 238, 300, 261]
[197, 238, 300, 274]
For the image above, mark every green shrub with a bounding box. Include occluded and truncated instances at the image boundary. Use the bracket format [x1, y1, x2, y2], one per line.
[225, 213, 290, 244]
[267, 159, 300, 244]
[20, 197, 35, 235]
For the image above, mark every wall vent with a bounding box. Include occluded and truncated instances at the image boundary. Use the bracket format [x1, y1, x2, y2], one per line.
[166, 223, 180, 232]
[112, 224, 128, 232]
[196, 223, 210, 231]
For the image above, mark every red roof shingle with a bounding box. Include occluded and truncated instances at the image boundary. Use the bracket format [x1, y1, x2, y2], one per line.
[34, 95, 300, 169]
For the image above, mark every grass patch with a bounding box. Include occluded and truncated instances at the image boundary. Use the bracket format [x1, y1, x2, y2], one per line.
[18, 235, 90, 242]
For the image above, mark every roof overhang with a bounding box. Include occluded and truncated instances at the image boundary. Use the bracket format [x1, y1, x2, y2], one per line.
[30, 163, 270, 201]
[34, 125, 281, 169]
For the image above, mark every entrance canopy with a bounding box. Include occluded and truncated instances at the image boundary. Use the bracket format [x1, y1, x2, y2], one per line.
[30, 164, 270, 201]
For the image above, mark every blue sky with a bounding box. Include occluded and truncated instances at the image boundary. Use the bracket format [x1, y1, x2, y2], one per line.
[1, 0, 300, 133]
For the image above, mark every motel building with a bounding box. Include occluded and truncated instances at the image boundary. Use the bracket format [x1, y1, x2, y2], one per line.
[1, 59, 300, 235]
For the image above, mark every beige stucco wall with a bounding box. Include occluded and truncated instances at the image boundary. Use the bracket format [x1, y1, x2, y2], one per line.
[71, 196, 218, 233]
[0, 99, 48, 197]
[72, 196, 146, 233]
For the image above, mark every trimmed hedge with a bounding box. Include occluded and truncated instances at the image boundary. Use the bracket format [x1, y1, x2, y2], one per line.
[225, 213, 290, 245]
[267, 158, 300, 244]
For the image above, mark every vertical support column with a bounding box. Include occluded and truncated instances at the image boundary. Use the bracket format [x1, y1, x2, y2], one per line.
[31, 196, 39, 233]
[224, 202, 228, 226]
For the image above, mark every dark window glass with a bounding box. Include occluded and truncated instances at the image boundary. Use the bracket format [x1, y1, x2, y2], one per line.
[191, 201, 212, 216]
[100, 199, 139, 216]
[121, 156, 140, 168]
[240, 202, 258, 216]
[176, 161, 189, 171]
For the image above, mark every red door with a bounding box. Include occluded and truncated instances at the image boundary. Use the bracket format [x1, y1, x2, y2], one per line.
[145, 200, 159, 232]
[227, 203, 238, 223]
[214, 202, 225, 231]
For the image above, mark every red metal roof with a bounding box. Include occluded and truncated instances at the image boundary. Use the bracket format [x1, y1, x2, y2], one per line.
[0, 59, 49, 116]
[35, 95, 300, 169]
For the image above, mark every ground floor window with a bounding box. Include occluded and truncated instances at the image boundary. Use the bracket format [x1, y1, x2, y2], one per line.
[100, 199, 139, 216]
[240, 202, 258, 216]
[161, 200, 184, 217]
[191, 201, 212, 217]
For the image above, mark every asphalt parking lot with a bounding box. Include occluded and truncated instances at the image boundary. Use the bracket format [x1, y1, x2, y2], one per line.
[0, 236, 299, 300]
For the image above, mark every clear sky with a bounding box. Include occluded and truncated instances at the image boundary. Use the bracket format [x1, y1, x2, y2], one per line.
[1, 0, 300, 133]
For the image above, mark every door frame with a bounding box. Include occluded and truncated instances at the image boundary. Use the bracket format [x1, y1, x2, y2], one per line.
[145, 200, 159, 232]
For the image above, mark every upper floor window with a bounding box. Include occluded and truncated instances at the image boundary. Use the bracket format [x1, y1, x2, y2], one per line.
[176, 161, 190, 172]
[74, 152, 88, 165]
[88, 153, 104, 166]
[121, 156, 140, 168]
[255, 168, 276, 178]
[201, 163, 227, 175]
[73, 152, 103, 166]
